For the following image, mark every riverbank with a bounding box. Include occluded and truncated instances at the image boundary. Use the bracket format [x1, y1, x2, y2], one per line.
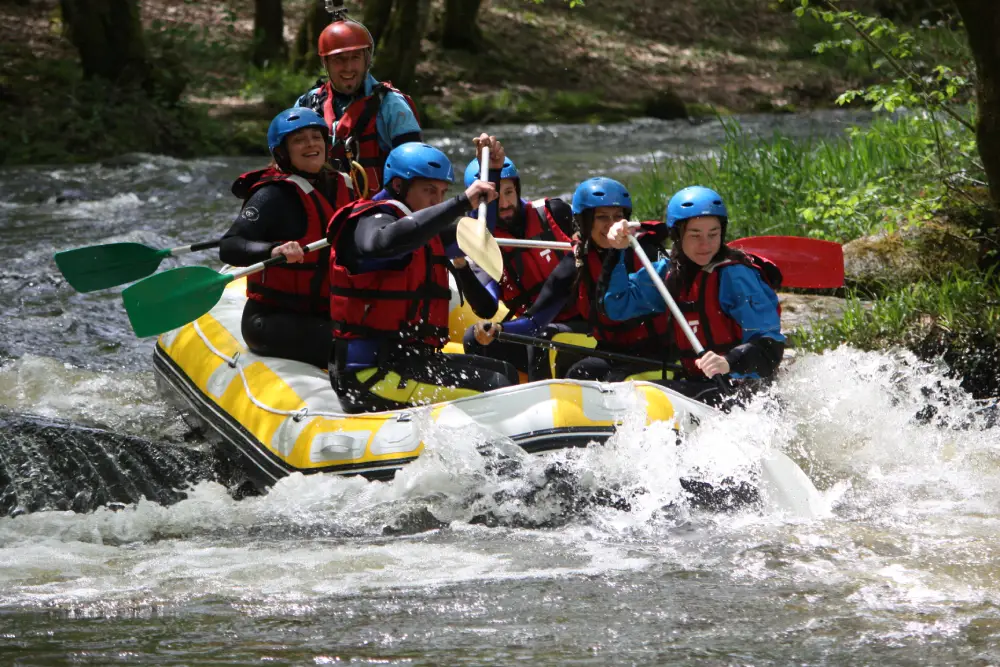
[1, 0, 880, 166]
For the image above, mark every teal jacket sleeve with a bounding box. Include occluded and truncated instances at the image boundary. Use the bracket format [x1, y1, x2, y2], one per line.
[376, 91, 422, 152]
[601, 252, 671, 321]
[717, 264, 785, 343]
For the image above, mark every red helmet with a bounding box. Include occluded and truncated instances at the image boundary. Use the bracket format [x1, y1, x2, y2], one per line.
[318, 19, 374, 58]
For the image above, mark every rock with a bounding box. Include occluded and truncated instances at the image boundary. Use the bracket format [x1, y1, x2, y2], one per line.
[843, 221, 978, 289]
[779, 293, 852, 335]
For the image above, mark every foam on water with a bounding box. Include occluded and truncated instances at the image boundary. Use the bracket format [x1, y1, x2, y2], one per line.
[0, 354, 176, 437]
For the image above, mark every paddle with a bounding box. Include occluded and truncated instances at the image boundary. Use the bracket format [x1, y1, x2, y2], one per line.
[493, 235, 843, 290]
[121, 239, 329, 338]
[729, 236, 844, 289]
[455, 146, 504, 282]
[54, 239, 222, 293]
[495, 328, 683, 372]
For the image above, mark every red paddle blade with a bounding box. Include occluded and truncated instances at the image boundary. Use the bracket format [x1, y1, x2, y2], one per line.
[729, 236, 844, 289]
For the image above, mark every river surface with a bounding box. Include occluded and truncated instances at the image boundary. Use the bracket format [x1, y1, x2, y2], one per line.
[3, 111, 1000, 665]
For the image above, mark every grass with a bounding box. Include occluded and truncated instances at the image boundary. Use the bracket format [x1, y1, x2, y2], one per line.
[791, 270, 1000, 353]
[628, 112, 979, 242]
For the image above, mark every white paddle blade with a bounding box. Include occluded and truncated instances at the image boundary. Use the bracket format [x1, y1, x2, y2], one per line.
[457, 216, 504, 282]
[758, 451, 828, 518]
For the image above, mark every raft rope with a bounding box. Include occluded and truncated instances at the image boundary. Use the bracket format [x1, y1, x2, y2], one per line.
[191, 319, 373, 423]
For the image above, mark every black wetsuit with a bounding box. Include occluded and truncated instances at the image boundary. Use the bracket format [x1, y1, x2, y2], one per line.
[328, 194, 519, 414]
[220, 182, 332, 369]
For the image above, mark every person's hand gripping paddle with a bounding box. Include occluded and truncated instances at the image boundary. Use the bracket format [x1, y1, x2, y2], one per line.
[456, 145, 504, 281]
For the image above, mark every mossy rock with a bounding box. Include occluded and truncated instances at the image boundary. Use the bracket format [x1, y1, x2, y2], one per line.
[842, 220, 978, 292]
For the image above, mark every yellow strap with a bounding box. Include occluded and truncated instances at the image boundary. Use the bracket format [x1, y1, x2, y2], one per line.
[548, 332, 597, 379]
[624, 368, 675, 382]
[354, 368, 480, 405]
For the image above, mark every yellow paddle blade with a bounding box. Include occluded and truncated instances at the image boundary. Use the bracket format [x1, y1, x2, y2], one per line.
[456, 216, 503, 282]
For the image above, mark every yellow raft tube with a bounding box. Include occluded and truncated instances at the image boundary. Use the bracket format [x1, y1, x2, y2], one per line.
[153, 275, 715, 489]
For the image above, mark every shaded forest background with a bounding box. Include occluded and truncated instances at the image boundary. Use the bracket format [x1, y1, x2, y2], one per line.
[0, 0, 966, 166]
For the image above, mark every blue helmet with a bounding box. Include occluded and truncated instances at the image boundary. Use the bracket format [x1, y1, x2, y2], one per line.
[571, 177, 632, 216]
[463, 156, 519, 188]
[267, 108, 328, 155]
[383, 143, 455, 185]
[666, 186, 728, 229]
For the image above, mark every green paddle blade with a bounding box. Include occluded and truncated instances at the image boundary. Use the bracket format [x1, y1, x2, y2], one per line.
[122, 266, 234, 338]
[55, 243, 170, 293]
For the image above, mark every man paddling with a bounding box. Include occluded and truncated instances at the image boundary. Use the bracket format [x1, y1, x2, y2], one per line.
[457, 134, 589, 381]
[296, 18, 422, 198]
[326, 142, 520, 414]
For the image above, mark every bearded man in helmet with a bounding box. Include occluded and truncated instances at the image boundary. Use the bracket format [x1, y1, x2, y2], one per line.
[296, 18, 422, 198]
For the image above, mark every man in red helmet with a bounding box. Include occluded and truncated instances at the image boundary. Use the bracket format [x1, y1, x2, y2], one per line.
[295, 18, 422, 198]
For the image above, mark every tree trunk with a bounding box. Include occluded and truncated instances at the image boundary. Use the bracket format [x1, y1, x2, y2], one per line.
[440, 0, 482, 51]
[252, 0, 288, 67]
[371, 0, 430, 90]
[58, 0, 152, 86]
[291, 0, 328, 73]
[953, 1, 1000, 212]
[363, 0, 395, 47]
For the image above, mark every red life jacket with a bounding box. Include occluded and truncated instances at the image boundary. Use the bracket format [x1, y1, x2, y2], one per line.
[497, 199, 576, 320]
[232, 169, 351, 316]
[670, 252, 782, 376]
[577, 244, 671, 350]
[319, 80, 420, 198]
[327, 199, 452, 348]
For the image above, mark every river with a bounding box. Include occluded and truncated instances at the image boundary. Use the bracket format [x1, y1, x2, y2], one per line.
[2, 110, 999, 665]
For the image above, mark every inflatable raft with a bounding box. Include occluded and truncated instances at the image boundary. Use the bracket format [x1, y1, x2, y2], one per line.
[152, 274, 722, 492]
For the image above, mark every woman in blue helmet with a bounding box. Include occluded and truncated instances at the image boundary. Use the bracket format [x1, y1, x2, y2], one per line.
[219, 107, 356, 369]
[602, 186, 785, 406]
[474, 176, 674, 381]
[326, 141, 520, 414]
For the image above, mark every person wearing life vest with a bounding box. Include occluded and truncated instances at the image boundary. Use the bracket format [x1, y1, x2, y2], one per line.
[457, 135, 588, 381]
[472, 177, 674, 382]
[327, 142, 519, 414]
[295, 18, 422, 198]
[602, 186, 785, 406]
[219, 108, 356, 369]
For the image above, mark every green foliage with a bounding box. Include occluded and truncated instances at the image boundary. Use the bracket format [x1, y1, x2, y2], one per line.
[789, 269, 1000, 353]
[422, 89, 639, 128]
[781, 0, 974, 129]
[528, 0, 586, 7]
[241, 65, 321, 115]
[629, 113, 979, 242]
[0, 55, 230, 166]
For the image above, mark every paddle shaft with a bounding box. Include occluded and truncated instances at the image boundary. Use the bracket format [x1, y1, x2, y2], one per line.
[497, 330, 681, 371]
[477, 146, 490, 226]
[496, 238, 572, 250]
[627, 236, 704, 354]
[167, 239, 221, 257]
[229, 238, 330, 280]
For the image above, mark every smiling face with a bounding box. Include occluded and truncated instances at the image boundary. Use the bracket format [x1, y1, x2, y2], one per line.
[589, 206, 625, 249]
[400, 177, 450, 212]
[497, 178, 519, 222]
[286, 128, 327, 174]
[324, 50, 367, 95]
[680, 215, 723, 266]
